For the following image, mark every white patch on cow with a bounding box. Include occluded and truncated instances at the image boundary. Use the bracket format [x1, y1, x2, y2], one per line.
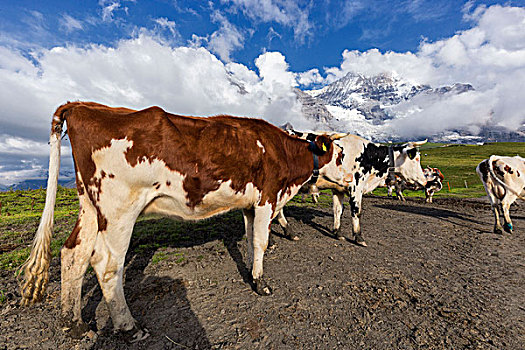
[145, 181, 262, 220]
[274, 185, 301, 215]
[251, 202, 273, 280]
[256, 140, 265, 153]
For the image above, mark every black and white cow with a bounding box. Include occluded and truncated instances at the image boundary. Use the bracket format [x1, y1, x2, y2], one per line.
[386, 166, 444, 203]
[476, 155, 525, 234]
[279, 132, 427, 246]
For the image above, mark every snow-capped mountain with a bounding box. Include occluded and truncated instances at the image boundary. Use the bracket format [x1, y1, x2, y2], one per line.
[296, 72, 524, 142]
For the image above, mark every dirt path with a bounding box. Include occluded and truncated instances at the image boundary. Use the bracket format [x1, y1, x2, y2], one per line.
[1, 196, 524, 349]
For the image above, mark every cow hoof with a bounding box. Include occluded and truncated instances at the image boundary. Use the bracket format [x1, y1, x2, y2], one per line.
[494, 226, 503, 235]
[285, 227, 299, 241]
[333, 228, 345, 240]
[62, 320, 90, 339]
[254, 278, 272, 296]
[355, 240, 368, 247]
[354, 234, 367, 247]
[503, 223, 513, 233]
[118, 325, 150, 344]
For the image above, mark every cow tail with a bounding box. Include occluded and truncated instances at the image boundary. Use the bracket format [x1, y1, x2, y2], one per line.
[19, 105, 68, 305]
[487, 155, 525, 200]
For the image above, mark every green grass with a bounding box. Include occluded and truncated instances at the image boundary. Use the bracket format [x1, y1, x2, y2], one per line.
[0, 186, 79, 270]
[371, 142, 525, 199]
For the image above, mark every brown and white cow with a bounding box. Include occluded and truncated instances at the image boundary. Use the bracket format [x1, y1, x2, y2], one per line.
[19, 101, 348, 341]
[386, 166, 444, 203]
[278, 132, 427, 246]
[476, 155, 525, 234]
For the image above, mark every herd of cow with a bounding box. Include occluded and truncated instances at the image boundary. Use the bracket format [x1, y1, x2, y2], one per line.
[18, 102, 523, 342]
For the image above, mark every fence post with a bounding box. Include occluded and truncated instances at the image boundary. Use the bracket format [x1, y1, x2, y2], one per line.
[447, 181, 451, 192]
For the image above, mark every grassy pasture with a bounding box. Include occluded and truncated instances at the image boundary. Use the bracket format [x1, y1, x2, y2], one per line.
[372, 142, 525, 199]
[1, 142, 523, 281]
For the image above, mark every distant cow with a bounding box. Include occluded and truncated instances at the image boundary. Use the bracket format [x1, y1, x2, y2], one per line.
[476, 155, 525, 234]
[279, 132, 427, 246]
[20, 102, 348, 341]
[386, 166, 444, 203]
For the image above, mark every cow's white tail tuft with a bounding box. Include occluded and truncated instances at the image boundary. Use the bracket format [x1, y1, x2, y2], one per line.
[19, 130, 62, 305]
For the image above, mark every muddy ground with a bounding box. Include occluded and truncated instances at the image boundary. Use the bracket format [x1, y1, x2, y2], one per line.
[1, 196, 524, 349]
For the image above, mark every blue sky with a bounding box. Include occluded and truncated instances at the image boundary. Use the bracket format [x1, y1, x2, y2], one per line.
[1, 0, 517, 71]
[0, 0, 524, 186]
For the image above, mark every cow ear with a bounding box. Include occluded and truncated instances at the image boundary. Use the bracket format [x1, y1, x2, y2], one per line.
[405, 147, 418, 160]
[313, 135, 332, 155]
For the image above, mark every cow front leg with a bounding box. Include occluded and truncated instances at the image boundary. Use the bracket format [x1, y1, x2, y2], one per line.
[501, 202, 514, 233]
[332, 190, 345, 240]
[396, 185, 405, 201]
[276, 209, 298, 241]
[60, 201, 98, 338]
[349, 192, 366, 247]
[251, 205, 273, 296]
[425, 189, 432, 203]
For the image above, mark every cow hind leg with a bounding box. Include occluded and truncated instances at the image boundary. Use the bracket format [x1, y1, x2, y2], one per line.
[276, 209, 298, 241]
[60, 202, 98, 338]
[492, 205, 504, 234]
[251, 205, 273, 296]
[243, 208, 255, 267]
[501, 201, 514, 233]
[90, 221, 149, 342]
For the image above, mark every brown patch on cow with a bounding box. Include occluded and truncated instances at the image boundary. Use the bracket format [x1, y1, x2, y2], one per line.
[100, 170, 106, 178]
[96, 207, 108, 232]
[64, 220, 82, 249]
[336, 151, 343, 166]
[493, 161, 506, 177]
[76, 180, 85, 196]
[59, 102, 337, 211]
[108, 173, 115, 178]
[89, 177, 103, 202]
[504, 165, 514, 174]
[166, 180, 171, 186]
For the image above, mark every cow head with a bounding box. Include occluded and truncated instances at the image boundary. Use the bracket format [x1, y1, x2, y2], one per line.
[394, 140, 427, 187]
[424, 166, 444, 182]
[315, 133, 349, 189]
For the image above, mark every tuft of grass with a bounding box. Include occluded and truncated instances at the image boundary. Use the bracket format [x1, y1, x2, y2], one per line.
[151, 250, 169, 265]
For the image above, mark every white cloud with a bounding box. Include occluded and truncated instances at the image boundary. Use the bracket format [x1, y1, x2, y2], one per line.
[153, 17, 178, 38]
[100, 1, 121, 22]
[320, 5, 525, 138]
[295, 68, 324, 86]
[207, 11, 245, 62]
[60, 14, 84, 33]
[0, 35, 309, 185]
[223, 0, 313, 43]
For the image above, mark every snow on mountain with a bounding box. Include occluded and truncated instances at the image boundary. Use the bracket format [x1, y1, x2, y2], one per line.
[297, 71, 501, 142]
